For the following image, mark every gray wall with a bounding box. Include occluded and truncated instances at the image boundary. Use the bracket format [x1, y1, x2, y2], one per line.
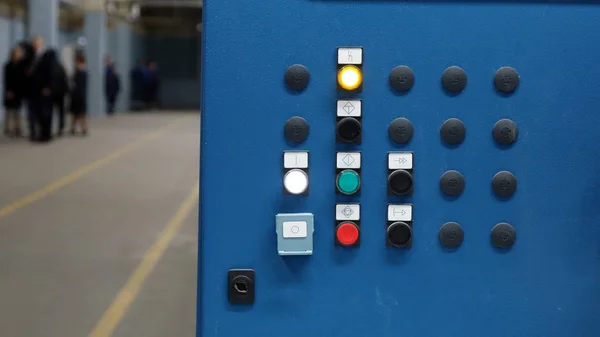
[58, 29, 80, 48]
[145, 36, 201, 109]
[63, 31, 201, 110]
[102, 33, 200, 110]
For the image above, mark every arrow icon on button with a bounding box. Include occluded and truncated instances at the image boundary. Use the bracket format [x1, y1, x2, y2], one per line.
[342, 206, 354, 218]
[343, 102, 355, 114]
[342, 154, 355, 167]
[393, 208, 407, 216]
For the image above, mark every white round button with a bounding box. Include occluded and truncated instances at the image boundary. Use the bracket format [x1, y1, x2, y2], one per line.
[284, 169, 309, 195]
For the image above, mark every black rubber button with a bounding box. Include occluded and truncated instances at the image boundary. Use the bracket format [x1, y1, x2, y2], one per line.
[439, 222, 464, 248]
[492, 171, 517, 197]
[441, 66, 467, 93]
[336, 117, 361, 143]
[494, 67, 519, 93]
[388, 170, 413, 195]
[388, 118, 413, 144]
[285, 64, 310, 91]
[493, 119, 518, 145]
[491, 223, 516, 249]
[440, 118, 466, 145]
[283, 117, 309, 143]
[440, 170, 465, 197]
[389, 66, 415, 93]
[387, 222, 412, 247]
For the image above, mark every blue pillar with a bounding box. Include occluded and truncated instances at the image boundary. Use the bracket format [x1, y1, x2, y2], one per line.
[198, 35, 202, 108]
[116, 23, 132, 112]
[84, 11, 107, 116]
[27, 0, 59, 47]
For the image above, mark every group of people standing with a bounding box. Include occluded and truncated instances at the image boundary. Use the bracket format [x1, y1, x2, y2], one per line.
[3, 36, 88, 142]
[3, 37, 159, 142]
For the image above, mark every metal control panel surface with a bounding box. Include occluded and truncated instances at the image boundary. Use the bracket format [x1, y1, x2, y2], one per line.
[199, 1, 600, 336]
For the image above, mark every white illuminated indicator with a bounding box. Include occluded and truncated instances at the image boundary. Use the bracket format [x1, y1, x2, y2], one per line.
[284, 169, 309, 195]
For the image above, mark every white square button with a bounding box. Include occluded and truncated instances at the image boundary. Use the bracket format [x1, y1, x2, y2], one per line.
[336, 152, 361, 169]
[284, 151, 309, 169]
[337, 47, 363, 65]
[388, 152, 413, 170]
[282, 221, 308, 238]
[336, 100, 362, 117]
[387, 204, 413, 221]
[335, 204, 360, 221]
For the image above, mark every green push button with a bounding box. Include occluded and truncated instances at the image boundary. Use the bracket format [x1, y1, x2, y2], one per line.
[336, 170, 360, 195]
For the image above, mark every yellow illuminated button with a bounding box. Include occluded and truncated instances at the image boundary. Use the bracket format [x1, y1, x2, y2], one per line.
[338, 65, 362, 91]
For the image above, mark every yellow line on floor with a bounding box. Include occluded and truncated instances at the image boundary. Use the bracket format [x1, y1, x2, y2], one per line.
[0, 118, 184, 219]
[88, 182, 199, 337]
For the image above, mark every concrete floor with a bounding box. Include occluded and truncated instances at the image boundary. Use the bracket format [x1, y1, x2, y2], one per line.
[0, 112, 200, 337]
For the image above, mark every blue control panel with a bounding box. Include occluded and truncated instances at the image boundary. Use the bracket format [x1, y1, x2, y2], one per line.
[199, 1, 600, 336]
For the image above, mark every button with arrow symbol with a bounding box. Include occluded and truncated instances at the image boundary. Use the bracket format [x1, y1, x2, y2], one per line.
[387, 204, 413, 221]
[336, 152, 361, 169]
[337, 100, 362, 117]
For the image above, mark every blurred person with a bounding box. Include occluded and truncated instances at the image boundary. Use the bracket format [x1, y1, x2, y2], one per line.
[69, 54, 88, 135]
[19, 39, 36, 138]
[3, 46, 25, 137]
[19, 41, 34, 64]
[26, 36, 56, 142]
[51, 61, 68, 136]
[146, 61, 160, 109]
[18, 40, 35, 73]
[105, 61, 121, 116]
[130, 59, 147, 111]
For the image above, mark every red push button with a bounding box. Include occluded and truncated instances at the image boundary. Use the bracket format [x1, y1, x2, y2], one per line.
[336, 222, 359, 246]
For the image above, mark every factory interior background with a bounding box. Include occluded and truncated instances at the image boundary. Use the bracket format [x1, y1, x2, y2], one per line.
[0, 0, 201, 115]
[0, 1, 201, 336]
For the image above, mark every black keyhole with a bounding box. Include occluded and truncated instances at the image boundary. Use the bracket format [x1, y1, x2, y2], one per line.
[234, 280, 248, 293]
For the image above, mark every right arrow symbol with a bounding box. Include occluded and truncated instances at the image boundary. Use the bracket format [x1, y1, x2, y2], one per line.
[393, 208, 407, 216]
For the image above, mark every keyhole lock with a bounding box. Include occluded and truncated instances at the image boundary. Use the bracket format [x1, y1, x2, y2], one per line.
[228, 269, 255, 304]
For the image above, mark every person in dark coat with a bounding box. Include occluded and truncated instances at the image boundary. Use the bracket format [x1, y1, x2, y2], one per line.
[146, 61, 160, 109]
[19, 40, 35, 71]
[69, 54, 88, 135]
[25, 36, 56, 142]
[130, 59, 147, 111]
[105, 62, 121, 116]
[3, 46, 25, 137]
[18, 40, 35, 135]
[51, 61, 69, 136]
